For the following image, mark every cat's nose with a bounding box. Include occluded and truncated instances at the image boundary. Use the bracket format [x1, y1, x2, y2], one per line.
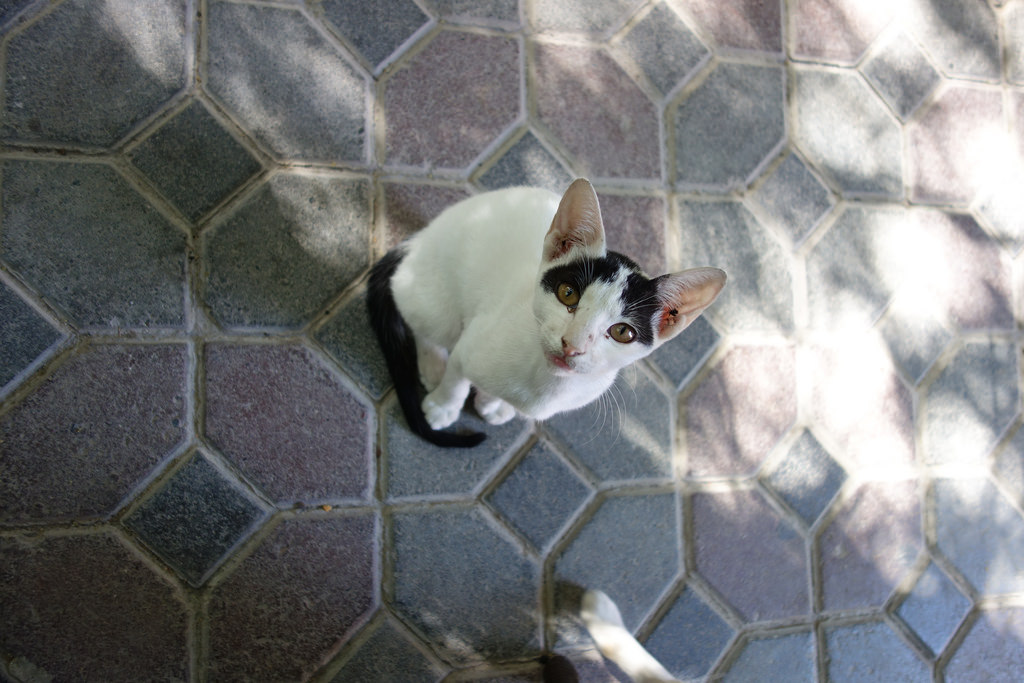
[561, 338, 583, 357]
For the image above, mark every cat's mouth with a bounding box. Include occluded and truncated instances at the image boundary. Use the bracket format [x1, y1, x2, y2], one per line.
[546, 352, 575, 373]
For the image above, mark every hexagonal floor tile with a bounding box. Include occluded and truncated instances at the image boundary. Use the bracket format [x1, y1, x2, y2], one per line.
[686, 345, 797, 477]
[676, 199, 793, 333]
[391, 505, 540, 664]
[879, 295, 953, 385]
[123, 450, 269, 586]
[381, 181, 472, 247]
[824, 621, 930, 682]
[819, 480, 922, 611]
[545, 367, 673, 482]
[0, 532, 189, 682]
[477, 129, 573, 193]
[993, 427, 1024, 509]
[486, 441, 592, 552]
[762, 430, 847, 527]
[327, 618, 448, 682]
[618, 3, 708, 96]
[1, 0, 187, 147]
[923, 341, 1019, 467]
[202, 172, 371, 329]
[861, 30, 941, 121]
[677, 0, 782, 53]
[806, 334, 916, 471]
[693, 488, 808, 622]
[747, 153, 833, 246]
[128, 100, 262, 222]
[0, 344, 187, 523]
[1009, 2, 1024, 84]
[933, 478, 1024, 595]
[0, 280, 62, 391]
[425, 0, 520, 27]
[0, 160, 187, 329]
[944, 606, 1024, 680]
[385, 30, 521, 171]
[904, 0, 1000, 82]
[206, 0, 368, 163]
[790, 0, 893, 64]
[208, 514, 377, 681]
[721, 630, 815, 682]
[649, 315, 720, 392]
[894, 562, 971, 657]
[600, 193, 668, 275]
[554, 493, 679, 633]
[534, 42, 660, 179]
[673, 62, 785, 191]
[315, 289, 391, 401]
[793, 66, 902, 198]
[203, 343, 373, 505]
[321, 0, 429, 70]
[531, 0, 643, 36]
[642, 586, 734, 680]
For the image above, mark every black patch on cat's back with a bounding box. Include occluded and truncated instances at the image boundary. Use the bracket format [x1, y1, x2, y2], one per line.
[540, 251, 659, 346]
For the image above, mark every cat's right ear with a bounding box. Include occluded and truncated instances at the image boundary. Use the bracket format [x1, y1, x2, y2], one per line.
[543, 178, 606, 262]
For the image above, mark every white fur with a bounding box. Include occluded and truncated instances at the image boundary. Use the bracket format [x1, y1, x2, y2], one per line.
[581, 590, 681, 683]
[391, 180, 725, 430]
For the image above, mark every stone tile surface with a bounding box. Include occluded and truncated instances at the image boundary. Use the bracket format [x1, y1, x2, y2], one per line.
[1, 160, 186, 328]
[129, 100, 262, 222]
[674, 62, 785, 191]
[3, 1, 1024, 680]
[204, 343, 373, 505]
[0, 344, 187, 523]
[202, 172, 370, 329]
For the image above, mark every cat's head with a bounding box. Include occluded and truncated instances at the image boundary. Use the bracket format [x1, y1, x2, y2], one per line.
[533, 179, 726, 377]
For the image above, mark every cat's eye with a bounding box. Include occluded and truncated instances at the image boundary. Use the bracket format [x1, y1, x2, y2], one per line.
[608, 323, 637, 344]
[557, 283, 580, 310]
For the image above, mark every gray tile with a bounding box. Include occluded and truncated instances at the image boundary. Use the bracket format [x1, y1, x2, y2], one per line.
[206, 1, 367, 162]
[129, 101, 261, 222]
[531, 0, 643, 35]
[124, 451, 268, 586]
[933, 478, 1024, 595]
[923, 341, 1019, 467]
[643, 586, 734, 680]
[322, 0, 429, 69]
[384, 399, 529, 500]
[1, 0, 186, 147]
[424, 0, 520, 26]
[544, 368, 673, 482]
[0, 281, 61, 389]
[477, 130, 572, 193]
[1009, 2, 1024, 85]
[0, 160, 186, 328]
[862, 31, 941, 120]
[202, 173, 370, 329]
[825, 621, 930, 682]
[879, 300, 953, 384]
[993, 427, 1024, 509]
[486, 442, 591, 551]
[722, 631, 815, 682]
[748, 153, 833, 245]
[648, 315, 720, 391]
[619, 3, 708, 96]
[763, 430, 846, 526]
[906, 0, 1000, 81]
[330, 619, 446, 682]
[676, 199, 793, 333]
[554, 493, 679, 632]
[793, 67, 902, 197]
[315, 290, 391, 401]
[944, 606, 1024, 679]
[895, 562, 971, 656]
[975, 183, 1024, 256]
[391, 505, 540, 664]
[674, 63, 785, 190]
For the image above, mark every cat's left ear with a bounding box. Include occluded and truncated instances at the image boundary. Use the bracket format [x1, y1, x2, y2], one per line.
[652, 267, 727, 342]
[543, 178, 606, 262]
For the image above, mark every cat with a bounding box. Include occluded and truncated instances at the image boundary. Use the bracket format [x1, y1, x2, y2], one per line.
[368, 178, 725, 447]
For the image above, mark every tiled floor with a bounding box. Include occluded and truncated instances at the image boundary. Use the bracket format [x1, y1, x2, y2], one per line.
[1, 0, 1022, 681]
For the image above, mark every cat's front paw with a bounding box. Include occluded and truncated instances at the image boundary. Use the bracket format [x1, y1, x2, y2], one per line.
[422, 394, 461, 430]
[475, 394, 516, 425]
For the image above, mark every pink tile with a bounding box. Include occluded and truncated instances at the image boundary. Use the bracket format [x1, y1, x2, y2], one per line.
[693, 488, 808, 621]
[599, 193, 667, 274]
[807, 335, 915, 472]
[790, 0, 893, 63]
[677, 0, 781, 53]
[204, 344, 373, 505]
[534, 43, 660, 179]
[908, 86, 1005, 204]
[209, 515, 377, 681]
[819, 480, 922, 610]
[0, 533, 189, 681]
[382, 182, 472, 248]
[686, 345, 797, 477]
[385, 31, 521, 171]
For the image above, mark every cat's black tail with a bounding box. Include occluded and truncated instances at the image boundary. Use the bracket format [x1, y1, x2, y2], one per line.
[367, 248, 486, 449]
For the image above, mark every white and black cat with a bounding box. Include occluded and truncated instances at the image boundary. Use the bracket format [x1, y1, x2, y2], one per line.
[368, 179, 725, 447]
